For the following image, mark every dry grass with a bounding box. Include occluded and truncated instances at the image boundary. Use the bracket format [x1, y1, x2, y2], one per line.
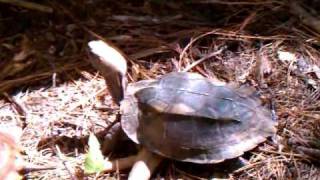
[0, 0, 319, 179]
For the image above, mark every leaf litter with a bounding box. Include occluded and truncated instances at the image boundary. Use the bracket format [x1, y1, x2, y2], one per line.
[0, 0, 320, 179]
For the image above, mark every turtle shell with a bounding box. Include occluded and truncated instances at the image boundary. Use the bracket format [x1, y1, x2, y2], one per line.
[121, 72, 276, 164]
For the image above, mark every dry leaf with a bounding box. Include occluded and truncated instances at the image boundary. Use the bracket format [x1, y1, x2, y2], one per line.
[277, 50, 296, 63]
[312, 65, 320, 79]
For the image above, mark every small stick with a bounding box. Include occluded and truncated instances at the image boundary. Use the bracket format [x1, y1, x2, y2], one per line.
[2, 92, 27, 128]
[182, 47, 225, 72]
[192, 0, 282, 5]
[56, 146, 78, 180]
[0, 0, 53, 13]
[20, 166, 56, 174]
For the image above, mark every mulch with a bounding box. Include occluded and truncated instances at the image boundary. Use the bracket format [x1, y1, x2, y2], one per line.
[0, 0, 319, 179]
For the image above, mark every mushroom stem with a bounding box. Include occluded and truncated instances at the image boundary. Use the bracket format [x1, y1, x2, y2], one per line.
[128, 148, 163, 180]
[103, 155, 137, 172]
[102, 148, 162, 180]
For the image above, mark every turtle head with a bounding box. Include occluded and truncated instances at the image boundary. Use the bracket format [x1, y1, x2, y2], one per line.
[88, 40, 128, 105]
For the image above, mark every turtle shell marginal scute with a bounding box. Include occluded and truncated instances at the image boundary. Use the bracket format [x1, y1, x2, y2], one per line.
[121, 72, 277, 163]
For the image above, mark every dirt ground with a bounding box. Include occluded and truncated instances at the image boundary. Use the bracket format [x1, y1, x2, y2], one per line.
[0, 0, 319, 179]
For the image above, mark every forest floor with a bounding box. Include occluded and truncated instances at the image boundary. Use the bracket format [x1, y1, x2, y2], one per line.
[0, 0, 319, 179]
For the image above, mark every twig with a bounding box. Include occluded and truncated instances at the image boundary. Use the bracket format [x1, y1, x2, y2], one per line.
[129, 46, 171, 60]
[237, 11, 257, 32]
[234, 158, 289, 173]
[182, 46, 225, 72]
[0, 61, 86, 92]
[0, 0, 53, 13]
[179, 30, 219, 63]
[191, 0, 283, 5]
[56, 146, 78, 180]
[212, 30, 293, 40]
[20, 166, 56, 174]
[258, 149, 306, 158]
[2, 92, 27, 128]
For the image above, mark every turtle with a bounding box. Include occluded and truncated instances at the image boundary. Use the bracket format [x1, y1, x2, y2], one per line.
[87, 40, 277, 179]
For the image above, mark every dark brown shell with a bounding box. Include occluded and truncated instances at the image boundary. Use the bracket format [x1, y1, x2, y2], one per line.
[121, 72, 276, 164]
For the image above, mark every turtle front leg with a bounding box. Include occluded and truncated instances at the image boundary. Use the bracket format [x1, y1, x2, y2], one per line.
[102, 122, 128, 153]
[103, 148, 163, 180]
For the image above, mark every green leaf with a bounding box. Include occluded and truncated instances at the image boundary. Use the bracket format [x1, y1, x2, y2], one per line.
[84, 133, 106, 174]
